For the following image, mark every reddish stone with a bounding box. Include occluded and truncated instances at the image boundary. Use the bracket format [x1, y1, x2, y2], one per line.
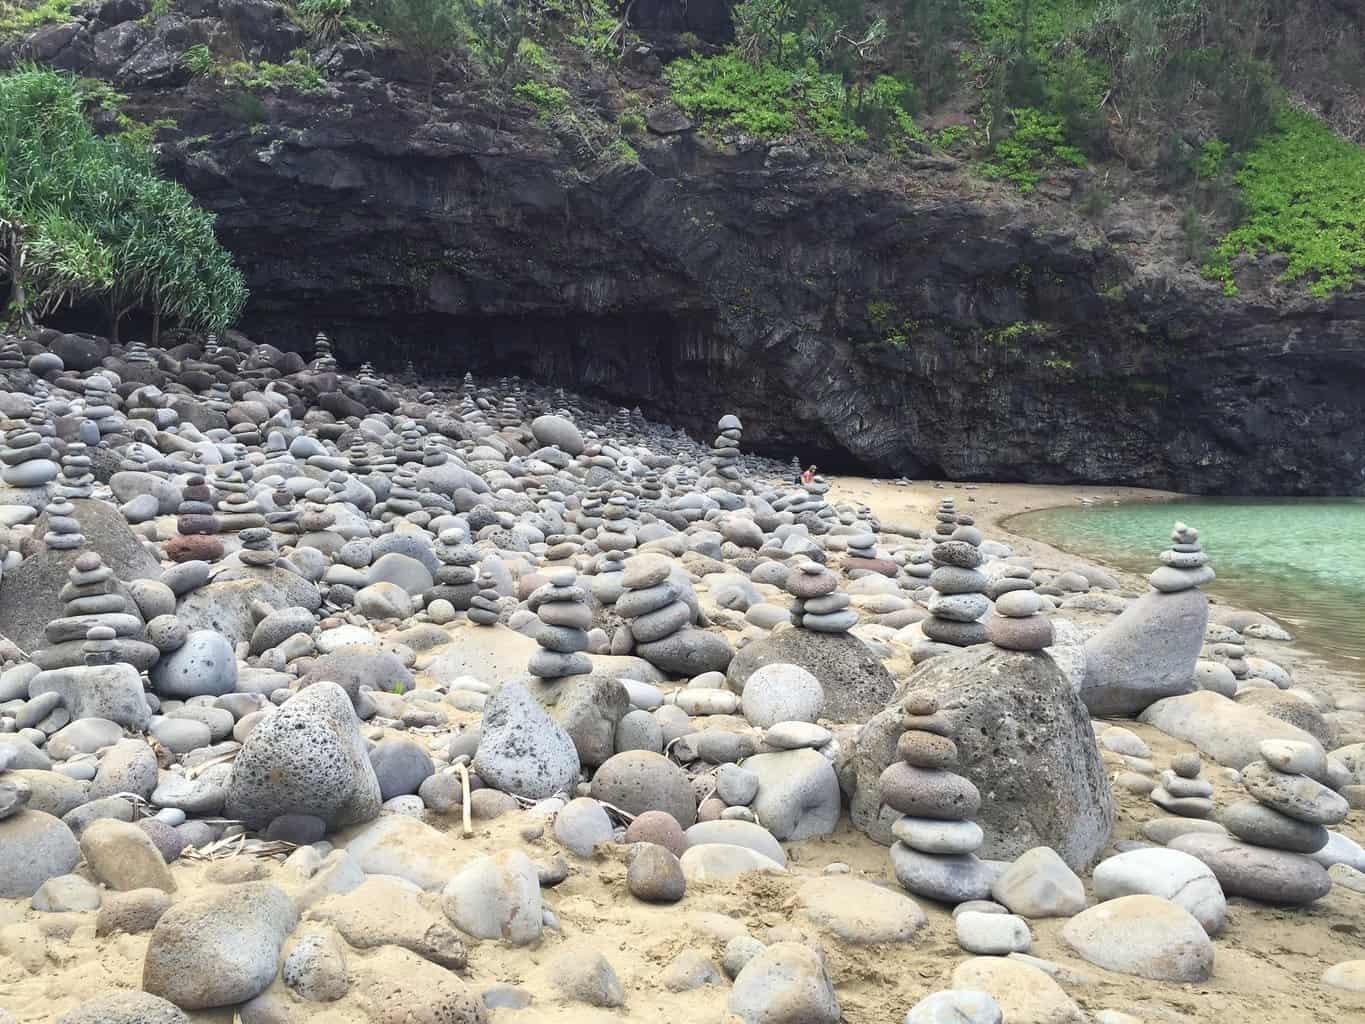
[165, 534, 224, 563]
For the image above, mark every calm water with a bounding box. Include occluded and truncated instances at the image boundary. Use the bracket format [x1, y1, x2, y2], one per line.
[1008, 499, 1365, 664]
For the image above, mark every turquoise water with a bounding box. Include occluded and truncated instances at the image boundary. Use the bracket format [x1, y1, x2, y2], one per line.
[1008, 499, 1365, 664]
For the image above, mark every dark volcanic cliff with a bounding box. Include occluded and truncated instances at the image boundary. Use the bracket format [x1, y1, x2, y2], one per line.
[9, 1, 1365, 494]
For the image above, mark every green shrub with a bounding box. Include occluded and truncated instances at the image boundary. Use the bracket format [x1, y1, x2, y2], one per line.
[1196, 138, 1227, 181]
[608, 137, 639, 164]
[298, 0, 352, 41]
[513, 80, 570, 114]
[980, 107, 1086, 193]
[224, 55, 325, 93]
[149, 0, 172, 16]
[618, 110, 645, 135]
[0, 0, 78, 36]
[1206, 111, 1365, 297]
[223, 91, 268, 124]
[180, 44, 214, 78]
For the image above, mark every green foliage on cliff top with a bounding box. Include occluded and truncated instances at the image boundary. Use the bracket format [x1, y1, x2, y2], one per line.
[0, 66, 247, 337]
[0, 0, 77, 37]
[1205, 111, 1365, 297]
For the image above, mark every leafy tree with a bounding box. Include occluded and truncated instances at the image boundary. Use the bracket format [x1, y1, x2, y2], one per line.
[363, 0, 463, 105]
[0, 66, 246, 338]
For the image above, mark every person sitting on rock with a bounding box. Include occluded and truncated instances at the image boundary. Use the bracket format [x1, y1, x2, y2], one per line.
[801, 464, 817, 485]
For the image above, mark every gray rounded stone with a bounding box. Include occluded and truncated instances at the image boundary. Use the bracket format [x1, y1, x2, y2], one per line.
[590, 750, 696, 827]
[741, 662, 824, 728]
[149, 630, 237, 699]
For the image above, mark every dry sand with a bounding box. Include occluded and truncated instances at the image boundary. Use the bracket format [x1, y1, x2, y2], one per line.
[2, 480, 1363, 1023]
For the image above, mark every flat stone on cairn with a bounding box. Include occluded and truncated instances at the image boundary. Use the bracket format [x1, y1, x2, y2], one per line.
[1151, 752, 1215, 818]
[468, 570, 501, 626]
[983, 587, 1053, 652]
[528, 568, 592, 680]
[887, 690, 996, 904]
[785, 563, 856, 633]
[985, 564, 1033, 600]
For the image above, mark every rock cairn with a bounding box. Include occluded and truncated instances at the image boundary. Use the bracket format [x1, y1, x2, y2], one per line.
[930, 498, 958, 544]
[708, 414, 744, 489]
[528, 568, 592, 681]
[312, 331, 337, 370]
[985, 564, 1033, 600]
[41, 498, 85, 551]
[617, 554, 689, 648]
[886, 691, 991, 904]
[55, 443, 94, 500]
[917, 538, 987, 661]
[1151, 521, 1215, 593]
[238, 526, 278, 569]
[430, 531, 480, 610]
[0, 339, 24, 372]
[1221, 741, 1347, 856]
[785, 563, 855, 634]
[468, 569, 501, 626]
[1151, 752, 1214, 818]
[984, 588, 1053, 651]
[1, 418, 59, 488]
[36, 551, 154, 670]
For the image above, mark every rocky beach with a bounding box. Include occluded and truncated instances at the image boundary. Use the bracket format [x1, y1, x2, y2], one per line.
[0, 329, 1361, 1023]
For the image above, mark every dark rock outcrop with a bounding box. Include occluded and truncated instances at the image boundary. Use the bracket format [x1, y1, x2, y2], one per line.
[7, 4, 1364, 494]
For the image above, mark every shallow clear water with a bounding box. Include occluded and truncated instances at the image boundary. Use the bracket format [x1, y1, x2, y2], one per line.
[1008, 498, 1365, 664]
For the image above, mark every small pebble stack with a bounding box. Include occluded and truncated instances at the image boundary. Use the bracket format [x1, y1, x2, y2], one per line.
[238, 526, 278, 569]
[983, 588, 1053, 652]
[916, 538, 988, 661]
[468, 570, 501, 626]
[429, 531, 480, 610]
[41, 499, 84, 551]
[1150, 522, 1215, 593]
[1220, 740, 1347, 855]
[785, 563, 856, 634]
[1151, 752, 1215, 818]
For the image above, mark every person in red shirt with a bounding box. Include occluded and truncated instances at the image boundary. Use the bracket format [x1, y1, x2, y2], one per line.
[801, 464, 817, 485]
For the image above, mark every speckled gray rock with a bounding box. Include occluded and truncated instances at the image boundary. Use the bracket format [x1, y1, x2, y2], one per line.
[1061, 895, 1213, 982]
[590, 750, 696, 827]
[904, 990, 1002, 1024]
[282, 929, 349, 1002]
[142, 882, 299, 1009]
[474, 681, 580, 800]
[740, 663, 824, 728]
[552, 674, 630, 768]
[727, 628, 893, 723]
[29, 664, 150, 731]
[225, 681, 382, 830]
[148, 629, 237, 699]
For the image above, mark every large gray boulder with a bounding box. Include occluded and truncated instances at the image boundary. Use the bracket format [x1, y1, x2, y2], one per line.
[727, 627, 894, 723]
[0, 810, 81, 897]
[551, 674, 631, 768]
[142, 882, 299, 1009]
[297, 647, 414, 708]
[838, 646, 1112, 871]
[175, 571, 322, 646]
[225, 682, 382, 830]
[28, 663, 150, 730]
[1139, 690, 1325, 770]
[530, 415, 585, 456]
[745, 748, 840, 841]
[1079, 588, 1207, 716]
[473, 681, 580, 799]
[148, 629, 237, 699]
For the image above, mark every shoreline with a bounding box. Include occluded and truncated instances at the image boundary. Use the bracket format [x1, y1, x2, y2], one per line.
[829, 476, 1364, 690]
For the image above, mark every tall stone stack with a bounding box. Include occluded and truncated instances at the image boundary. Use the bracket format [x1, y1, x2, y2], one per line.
[1079, 522, 1212, 716]
[886, 690, 993, 904]
[986, 565, 1034, 600]
[707, 414, 745, 490]
[617, 553, 693, 652]
[916, 539, 988, 662]
[0, 339, 25, 372]
[930, 498, 958, 544]
[429, 531, 480, 610]
[468, 570, 501, 626]
[1173, 739, 1348, 906]
[785, 563, 856, 633]
[312, 331, 337, 370]
[597, 495, 637, 553]
[528, 569, 592, 682]
[237, 527, 278, 569]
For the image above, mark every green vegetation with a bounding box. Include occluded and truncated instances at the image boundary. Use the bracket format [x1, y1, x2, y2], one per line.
[0, 66, 247, 339]
[979, 108, 1085, 193]
[298, 0, 353, 41]
[513, 79, 570, 115]
[180, 44, 214, 78]
[1205, 111, 1365, 297]
[0, 0, 77, 36]
[223, 53, 325, 93]
[984, 320, 1049, 345]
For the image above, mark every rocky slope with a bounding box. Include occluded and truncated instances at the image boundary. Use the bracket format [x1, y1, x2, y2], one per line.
[7, 0, 1365, 494]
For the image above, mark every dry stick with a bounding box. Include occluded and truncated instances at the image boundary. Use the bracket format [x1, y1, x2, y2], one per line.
[456, 762, 473, 838]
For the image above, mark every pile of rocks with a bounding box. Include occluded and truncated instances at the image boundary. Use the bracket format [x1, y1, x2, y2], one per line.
[785, 563, 856, 634]
[707, 414, 745, 490]
[528, 569, 592, 681]
[1, 418, 59, 489]
[885, 690, 994, 903]
[1150, 752, 1214, 818]
[916, 538, 988, 661]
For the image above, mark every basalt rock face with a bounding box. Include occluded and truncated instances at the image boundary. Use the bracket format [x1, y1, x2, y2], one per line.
[9, 3, 1365, 494]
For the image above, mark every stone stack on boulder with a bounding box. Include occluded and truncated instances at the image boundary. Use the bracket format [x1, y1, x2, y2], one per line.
[169, 476, 222, 563]
[1150, 752, 1215, 819]
[41, 499, 85, 551]
[915, 539, 988, 663]
[0, 338, 25, 371]
[707, 414, 745, 491]
[528, 569, 593, 683]
[785, 563, 856, 634]
[468, 570, 501, 626]
[237, 527, 278, 569]
[983, 588, 1053, 652]
[34, 551, 154, 671]
[617, 553, 691, 649]
[55, 442, 94, 500]
[1172, 739, 1345, 906]
[985, 564, 1034, 601]
[1079, 523, 1212, 716]
[886, 690, 995, 903]
[1210, 634, 1250, 684]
